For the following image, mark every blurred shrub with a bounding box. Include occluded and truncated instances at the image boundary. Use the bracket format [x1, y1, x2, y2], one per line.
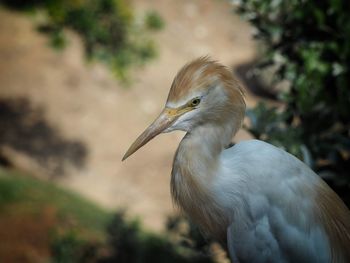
[1, 0, 163, 81]
[98, 212, 215, 263]
[166, 215, 214, 255]
[51, 230, 87, 263]
[145, 10, 165, 31]
[234, 0, 350, 204]
[49, 28, 67, 49]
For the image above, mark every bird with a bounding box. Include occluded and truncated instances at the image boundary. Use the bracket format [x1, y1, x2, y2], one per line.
[122, 57, 350, 263]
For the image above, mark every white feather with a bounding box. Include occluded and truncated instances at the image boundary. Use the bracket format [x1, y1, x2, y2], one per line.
[215, 140, 331, 262]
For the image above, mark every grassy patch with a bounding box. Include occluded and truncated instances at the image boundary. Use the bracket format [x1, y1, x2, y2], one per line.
[0, 168, 217, 262]
[0, 168, 111, 238]
[0, 168, 112, 261]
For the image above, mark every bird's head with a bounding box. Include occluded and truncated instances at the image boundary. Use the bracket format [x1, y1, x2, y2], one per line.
[122, 57, 245, 161]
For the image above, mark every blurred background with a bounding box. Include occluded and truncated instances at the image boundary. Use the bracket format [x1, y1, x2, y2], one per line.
[0, 0, 349, 262]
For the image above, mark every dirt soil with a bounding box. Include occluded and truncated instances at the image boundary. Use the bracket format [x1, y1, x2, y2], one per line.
[0, 206, 56, 262]
[0, 0, 259, 231]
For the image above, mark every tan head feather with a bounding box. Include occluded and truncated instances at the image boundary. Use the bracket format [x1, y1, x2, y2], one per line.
[167, 56, 245, 107]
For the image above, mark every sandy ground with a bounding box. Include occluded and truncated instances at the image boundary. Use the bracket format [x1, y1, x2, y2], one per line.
[0, 0, 258, 231]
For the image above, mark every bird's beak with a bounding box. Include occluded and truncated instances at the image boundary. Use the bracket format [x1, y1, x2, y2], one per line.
[122, 107, 188, 161]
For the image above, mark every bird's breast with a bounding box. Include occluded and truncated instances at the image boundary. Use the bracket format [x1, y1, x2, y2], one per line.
[171, 160, 230, 243]
[169, 127, 238, 243]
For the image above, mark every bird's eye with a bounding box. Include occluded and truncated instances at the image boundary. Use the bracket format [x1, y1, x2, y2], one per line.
[190, 98, 201, 107]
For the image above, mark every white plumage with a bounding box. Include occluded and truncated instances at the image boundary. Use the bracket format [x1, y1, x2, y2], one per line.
[123, 57, 350, 263]
[221, 140, 331, 262]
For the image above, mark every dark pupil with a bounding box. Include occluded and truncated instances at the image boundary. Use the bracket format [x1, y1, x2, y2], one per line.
[192, 99, 200, 106]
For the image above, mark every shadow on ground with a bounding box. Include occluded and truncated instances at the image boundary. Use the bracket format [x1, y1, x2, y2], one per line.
[0, 98, 87, 176]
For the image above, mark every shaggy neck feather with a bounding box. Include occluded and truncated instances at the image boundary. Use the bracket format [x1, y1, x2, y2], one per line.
[170, 120, 237, 242]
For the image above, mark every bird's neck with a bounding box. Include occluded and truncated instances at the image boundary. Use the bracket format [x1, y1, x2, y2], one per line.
[171, 121, 236, 242]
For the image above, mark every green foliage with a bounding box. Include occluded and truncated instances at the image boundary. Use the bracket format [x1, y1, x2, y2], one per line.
[166, 215, 214, 255]
[1, 0, 163, 81]
[145, 10, 165, 31]
[235, 0, 350, 204]
[49, 28, 67, 49]
[99, 212, 215, 263]
[51, 230, 87, 263]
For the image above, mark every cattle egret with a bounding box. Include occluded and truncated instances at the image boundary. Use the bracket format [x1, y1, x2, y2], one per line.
[123, 57, 350, 263]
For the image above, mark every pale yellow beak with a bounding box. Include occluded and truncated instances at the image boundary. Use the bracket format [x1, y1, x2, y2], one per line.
[122, 107, 190, 161]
